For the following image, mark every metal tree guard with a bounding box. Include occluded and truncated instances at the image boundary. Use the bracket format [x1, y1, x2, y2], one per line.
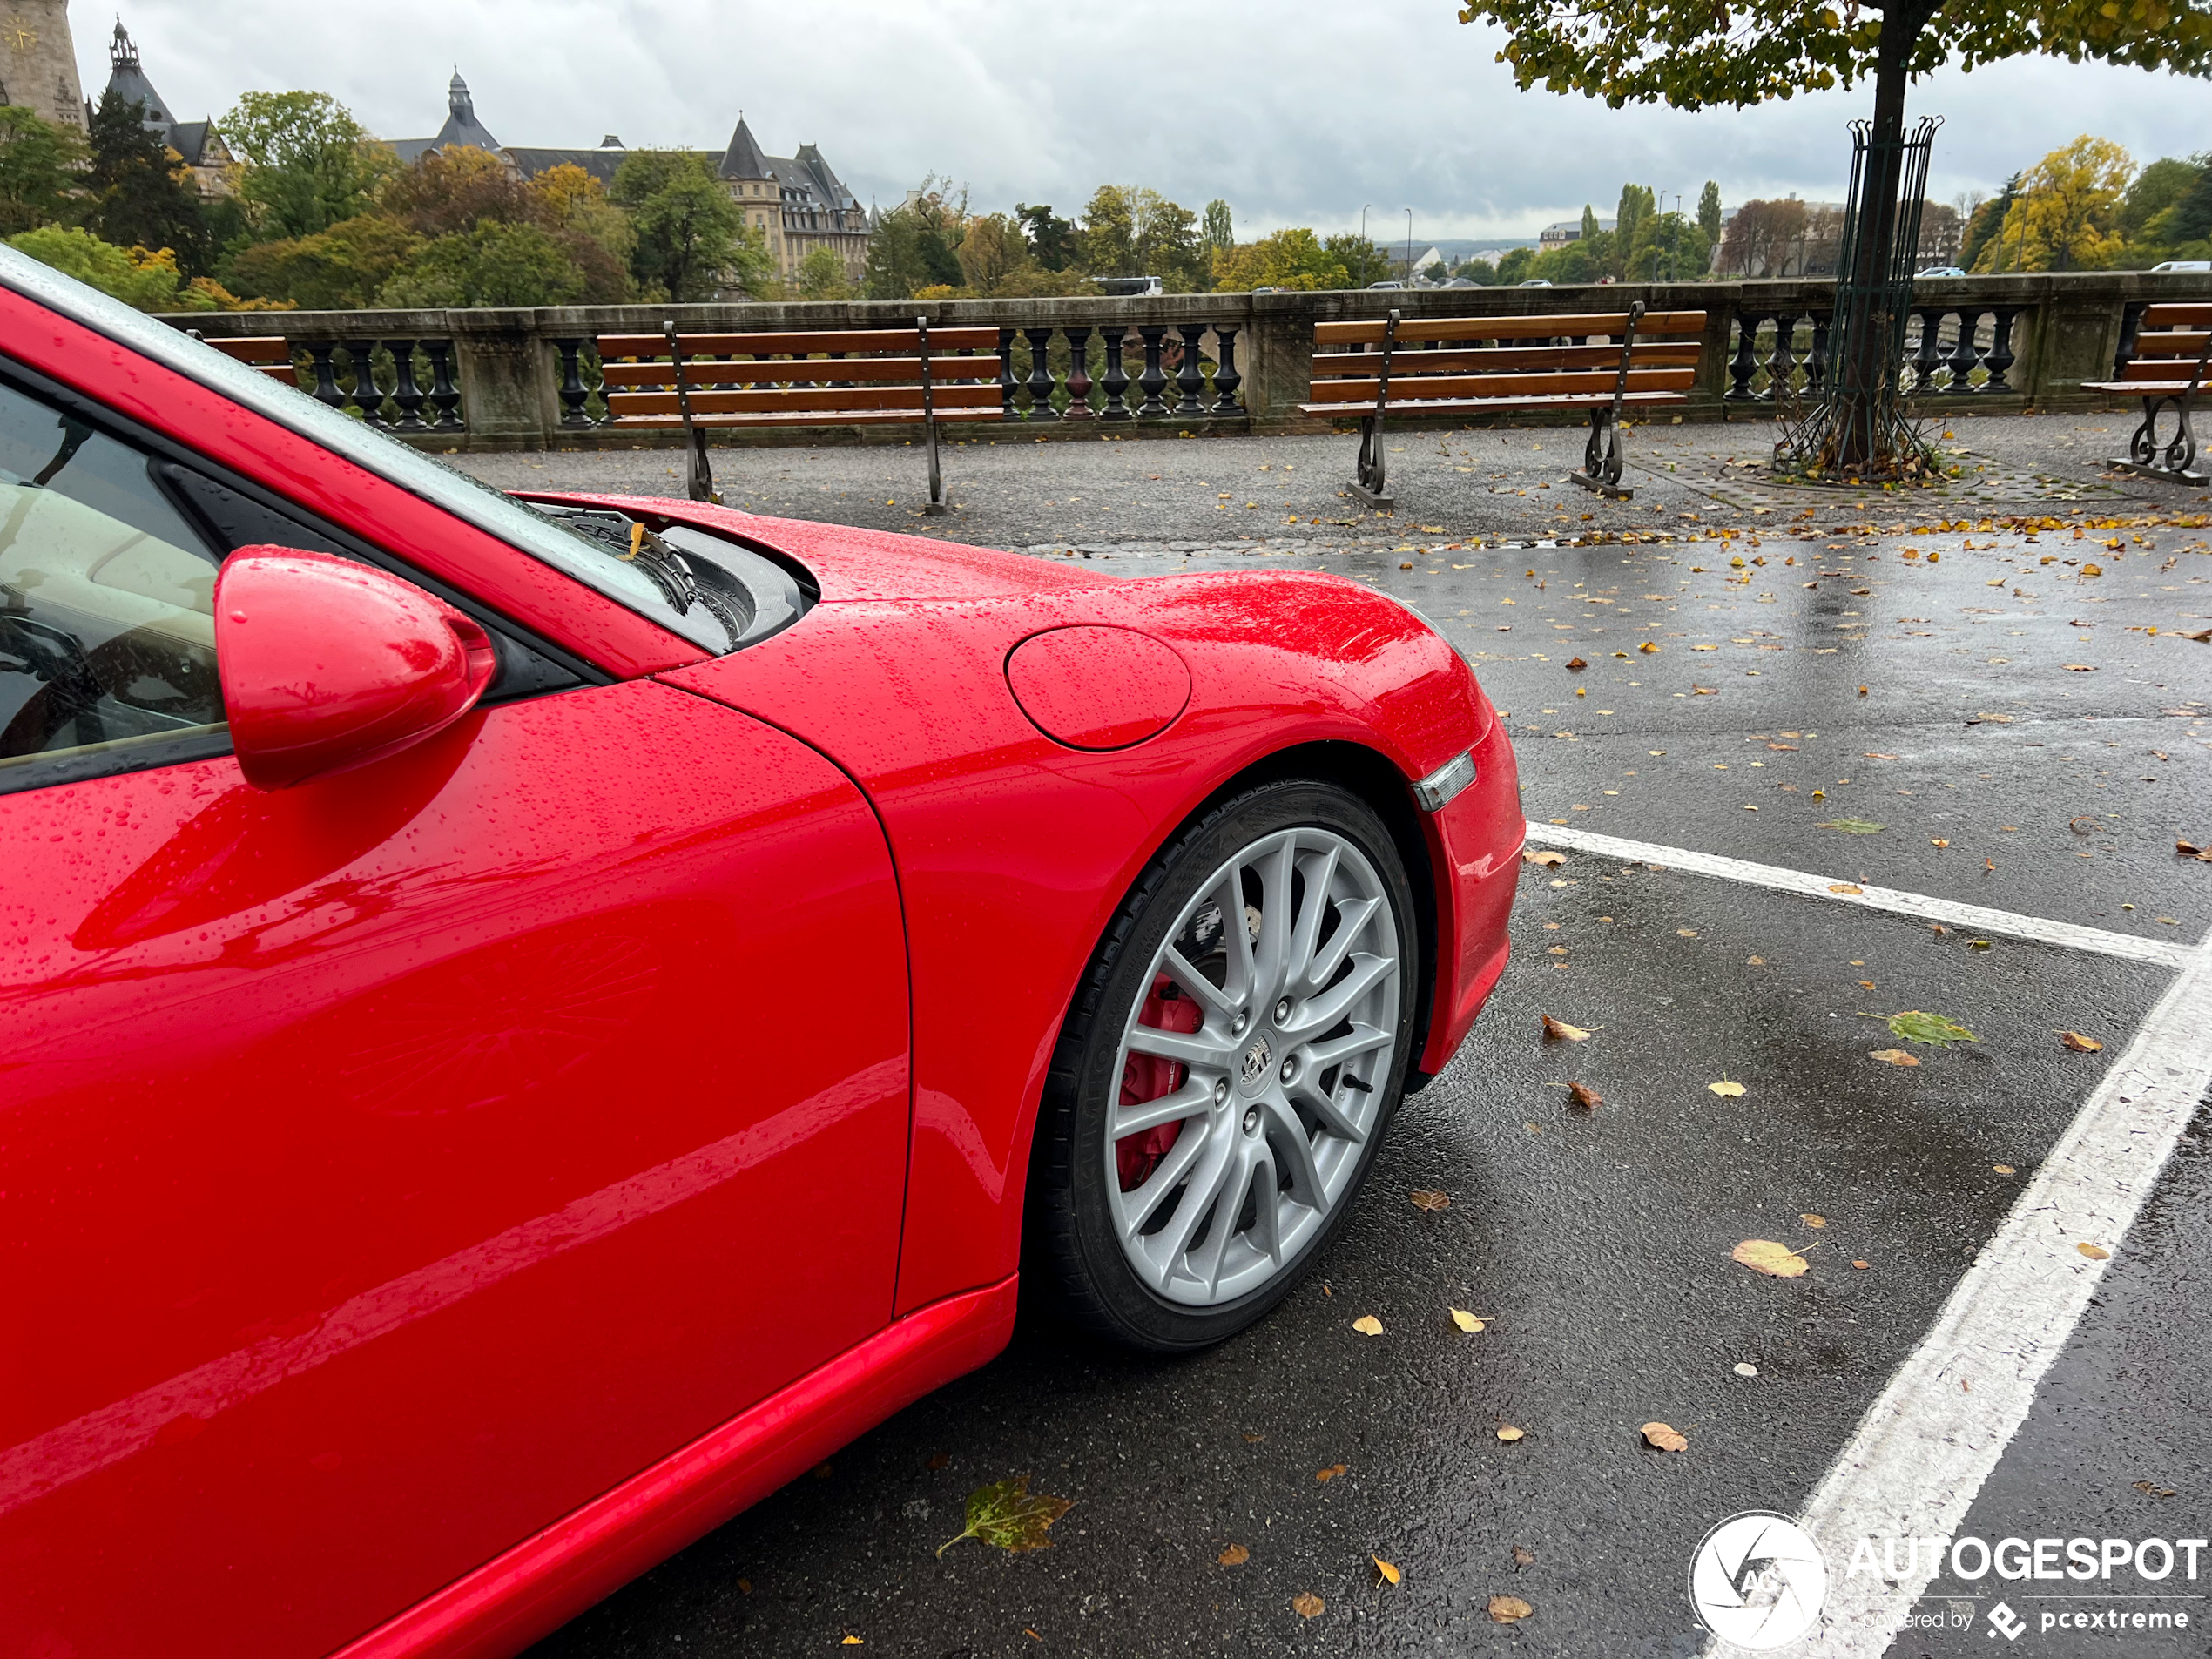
[1776, 116, 1945, 484]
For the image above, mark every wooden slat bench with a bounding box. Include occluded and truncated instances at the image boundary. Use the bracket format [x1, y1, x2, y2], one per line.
[2082, 303, 2209, 487]
[597, 319, 1002, 512]
[201, 335, 301, 383]
[1298, 303, 1708, 507]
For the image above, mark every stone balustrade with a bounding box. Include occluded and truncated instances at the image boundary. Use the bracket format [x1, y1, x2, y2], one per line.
[161, 270, 2211, 453]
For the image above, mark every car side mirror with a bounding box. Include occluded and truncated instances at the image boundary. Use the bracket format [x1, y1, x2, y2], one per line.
[214, 546, 496, 790]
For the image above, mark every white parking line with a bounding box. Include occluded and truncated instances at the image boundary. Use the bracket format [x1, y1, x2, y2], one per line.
[1546, 820, 2212, 1656]
[1775, 934, 2212, 1656]
[1521, 822, 2194, 968]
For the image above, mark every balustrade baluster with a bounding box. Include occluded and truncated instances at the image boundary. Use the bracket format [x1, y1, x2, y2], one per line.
[1805, 314, 1831, 395]
[1211, 326, 1243, 415]
[1174, 324, 1207, 416]
[1726, 313, 1762, 400]
[305, 341, 347, 410]
[1136, 326, 1169, 416]
[1945, 311, 1981, 392]
[1767, 314, 1797, 401]
[1062, 326, 1093, 419]
[1098, 327, 1132, 420]
[1983, 307, 2021, 394]
[347, 342, 385, 423]
[422, 339, 464, 428]
[384, 339, 428, 430]
[1023, 326, 1059, 420]
[997, 328, 1019, 416]
[1910, 309, 1945, 395]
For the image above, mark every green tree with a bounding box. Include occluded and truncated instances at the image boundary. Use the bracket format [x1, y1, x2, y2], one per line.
[1495, 245, 1537, 283]
[795, 246, 853, 300]
[84, 89, 210, 273]
[528, 163, 635, 303]
[1454, 255, 1501, 284]
[1014, 201, 1077, 270]
[954, 212, 1029, 294]
[862, 179, 966, 299]
[1212, 226, 1378, 290]
[612, 152, 759, 300]
[8, 225, 216, 309]
[0, 105, 86, 237]
[378, 221, 588, 307]
[2169, 154, 2212, 245]
[223, 213, 423, 308]
[221, 91, 392, 240]
[2121, 156, 2200, 247]
[1958, 174, 2018, 269]
[1079, 185, 1136, 274]
[1455, 0, 2212, 469]
[381, 145, 533, 237]
[1612, 184, 1656, 277]
[1324, 232, 1393, 287]
[1697, 180, 1723, 246]
[1201, 199, 1234, 258]
[1131, 188, 1204, 289]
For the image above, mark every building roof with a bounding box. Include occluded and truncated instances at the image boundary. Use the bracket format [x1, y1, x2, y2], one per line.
[104, 23, 174, 128]
[387, 71, 501, 165]
[505, 141, 629, 186]
[719, 117, 771, 179]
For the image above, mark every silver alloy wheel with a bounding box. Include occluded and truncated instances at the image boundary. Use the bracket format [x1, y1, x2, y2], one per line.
[1106, 826, 1403, 1307]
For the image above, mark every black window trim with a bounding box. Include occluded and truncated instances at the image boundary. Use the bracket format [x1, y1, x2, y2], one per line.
[0, 353, 611, 799]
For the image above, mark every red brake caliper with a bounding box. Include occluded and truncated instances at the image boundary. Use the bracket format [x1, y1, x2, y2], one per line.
[1116, 973, 1200, 1191]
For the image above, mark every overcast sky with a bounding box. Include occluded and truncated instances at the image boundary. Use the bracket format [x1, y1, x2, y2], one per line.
[91, 0, 2208, 241]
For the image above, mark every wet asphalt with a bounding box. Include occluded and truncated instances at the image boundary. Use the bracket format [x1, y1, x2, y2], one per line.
[466, 415, 2212, 1658]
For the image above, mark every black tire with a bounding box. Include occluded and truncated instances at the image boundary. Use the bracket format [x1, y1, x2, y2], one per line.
[1026, 778, 1419, 1352]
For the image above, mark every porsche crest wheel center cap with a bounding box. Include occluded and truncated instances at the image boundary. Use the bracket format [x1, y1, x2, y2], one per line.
[1238, 1033, 1274, 1092]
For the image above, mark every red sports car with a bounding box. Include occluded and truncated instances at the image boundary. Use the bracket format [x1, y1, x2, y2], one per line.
[0, 249, 1520, 1657]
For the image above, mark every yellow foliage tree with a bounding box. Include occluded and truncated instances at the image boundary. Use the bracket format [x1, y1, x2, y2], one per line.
[1972, 135, 2134, 273]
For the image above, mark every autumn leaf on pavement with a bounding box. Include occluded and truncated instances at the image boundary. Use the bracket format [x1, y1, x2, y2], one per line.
[1514, 1545, 1536, 1569]
[1565, 656, 1588, 671]
[2078, 1242, 2111, 1260]
[1291, 1591, 1325, 1618]
[1817, 818, 1886, 833]
[1488, 1595, 1534, 1624]
[1888, 1010, 1979, 1047]
[1541, 1014, 1591, 1042]
[1410, 1189, 1452, 1212]
[1641, 1422, 1689, 1453]
[936, 1475, 1074, 1557]
[2060, 1031, 2104, 1053]
[1568, 1081, 1602, 1110]
[1707, 1079, 1746, 1097]
[1733, 1239, 1810, 1278]
[1373, 1554, 1403, 1586]
[1451, 1308, 1487, 1332]
[1800, 1213, 1826, 1228]
[1871, 1045, 1924, 1065]
[1522, 847, 1568, 867]
[1217, 1543, 1250, 1566]
[1316, 1463, 1347, 1481]
[1352, 1314, 1384, 1336]
[1495, 1425, 1526, 1442]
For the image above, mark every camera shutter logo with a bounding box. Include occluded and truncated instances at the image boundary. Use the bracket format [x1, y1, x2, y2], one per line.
[1689, 1512, 1829, 1649]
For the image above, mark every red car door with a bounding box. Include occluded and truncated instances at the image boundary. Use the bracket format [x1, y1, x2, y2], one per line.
[0, 379, 911, 1656]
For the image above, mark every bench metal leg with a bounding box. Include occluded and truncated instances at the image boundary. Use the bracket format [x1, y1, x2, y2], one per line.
[920, 313, 949, 514]
[1569, 408, 1633, 500]
[2106, 395, 2206, 487]
[1348, 415, 1394, 509]
[684, 426, 720, 505]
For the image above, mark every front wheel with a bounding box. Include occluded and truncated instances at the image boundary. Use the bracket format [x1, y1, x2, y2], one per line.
[1028, 779, 1418, 1352]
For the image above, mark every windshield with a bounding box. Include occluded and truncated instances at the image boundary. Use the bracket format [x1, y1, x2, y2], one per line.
[0, 245, 725, 651]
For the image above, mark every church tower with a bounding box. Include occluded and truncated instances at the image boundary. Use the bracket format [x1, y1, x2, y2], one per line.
[0, 0, 86, 131]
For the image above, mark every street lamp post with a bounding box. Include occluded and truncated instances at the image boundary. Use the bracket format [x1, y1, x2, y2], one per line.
[1405, 208, 1413, 283]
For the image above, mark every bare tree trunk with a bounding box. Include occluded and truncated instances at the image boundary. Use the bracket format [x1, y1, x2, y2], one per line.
[1832, 0, 1932, 469]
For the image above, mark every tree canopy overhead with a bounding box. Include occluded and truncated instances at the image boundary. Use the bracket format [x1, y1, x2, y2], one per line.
[1455, 0, 2212, 111]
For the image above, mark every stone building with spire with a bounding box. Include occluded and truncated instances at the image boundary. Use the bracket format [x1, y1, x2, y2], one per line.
[387, 72, 872, 287]
[103, 21, 233, 196]
[0, 0, 86, 131]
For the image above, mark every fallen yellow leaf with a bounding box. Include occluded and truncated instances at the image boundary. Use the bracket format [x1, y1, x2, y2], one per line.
[1871, 1049, 1921, 1067]
[2077, 1242, 2111, 1260]
[1829, 882, 1865, 894]
[1708, 1080, 1747, 1098]
[1641, 1421, 1689, 1453]
[1352, 1314, 1384, 1337]
[1523, 848, 1568, 867]
[2060, 1031, 2103, 1053]
[1488, 1595, 1534, 1624]
[1733, 1238, 1809, 1278]
[1410, 1189, 1452, 1212]
[1542, 1015, 1591, 1042]
[1495, 1425, 1525, 1442]
[1218, 1543, 1250, 1566]
[1292, 1590, 1325, 1618]
[1851, 1258, 1870, 1270]
[1450, 1308, 1486, 1332]
[1993, 1163, 2016, 1175]
[1316, 1463, 1347, 1482]
[1373, 1554, 1402, 1586]
[1800, 1213, 1826, 1229]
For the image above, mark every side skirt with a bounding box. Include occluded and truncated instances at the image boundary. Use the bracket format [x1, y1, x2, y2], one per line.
[332, 1277, 1020, 1659]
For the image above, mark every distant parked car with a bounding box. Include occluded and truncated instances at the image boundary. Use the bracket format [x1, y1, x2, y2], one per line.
[1518, 279, 1553, 287]
[1915, 266, 1967, 278]
[1366, 280, 1405, 290]
[2150, 260, 2211, 273]
[1093, 275, 1163, 297]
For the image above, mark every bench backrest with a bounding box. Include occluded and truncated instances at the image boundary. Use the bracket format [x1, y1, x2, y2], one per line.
[597, 324, 1003, 422]
[2117, 303, 2212, 382]
[1306, 310, 1708, 406]
[203, 335, 301, 381]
